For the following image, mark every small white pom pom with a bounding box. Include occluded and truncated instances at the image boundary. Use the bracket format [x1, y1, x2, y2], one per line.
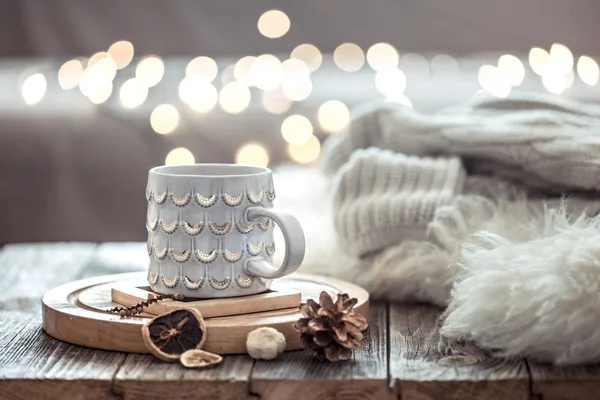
[246, 327, 286, 360]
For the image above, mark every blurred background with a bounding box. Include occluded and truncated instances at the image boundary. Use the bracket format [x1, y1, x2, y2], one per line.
[1, 0, 599, 243]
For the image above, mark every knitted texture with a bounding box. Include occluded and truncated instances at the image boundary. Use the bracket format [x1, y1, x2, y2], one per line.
[333, 148, 465, 256]
[321, 92, 600, 193]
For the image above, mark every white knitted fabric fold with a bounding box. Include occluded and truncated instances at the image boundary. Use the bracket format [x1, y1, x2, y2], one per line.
[333, 148, 465, 256]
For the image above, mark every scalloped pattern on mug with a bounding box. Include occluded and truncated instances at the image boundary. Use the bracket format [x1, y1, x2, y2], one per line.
[171, 192, 191, 207]
[146, 238, 153, 256]
[222, 192, 243, 207]
[247, 190, 264, 204]
[235, 275, 254, 288]
[209, 276, 231, 290]
[194, 193, 217, 208]
[182, 221, 204, 236]
[146, 218, 158, 232]
[223, 248, 243, 263]
[267, 189, 276, 202]
[194, 249, 218, 264]
[235, 221, 254, 234]
[265, 243, 276, 256]
[161, 274, 180, 288]
[148, 271, 159, 285]
[247, 241, 263, 256]
[209, 221, 232, 235]
[182, 276, 205, 290]
[159, 219, 178, 234]
[258, 218, 270, 231]
[153, 191, 168, 205]
[145, 190, 152, 202]
[153, 246, 168, 260]
[170, 248, 191, 263]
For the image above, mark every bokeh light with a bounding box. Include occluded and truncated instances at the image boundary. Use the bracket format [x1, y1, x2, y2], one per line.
[577, 55, 599, 86]
[250, 54, 283, 91]
[108, 40, 134, 69]
[288, 135, 321, 164]
[58, 59, 84, 90]
[88, 52, 108, 67]
[119, 78, 148, 108]
[549, 43, 573, 75]
[261, 88, 293, 114]
[564, 70, 575, 89]
[375, 68, 407, 96]
[498, 54, 525, 86]
[366, 43, 399, 71]
[478, 65, 511, 98]
[234, 56, 256, 86]
[541, 66, 566, 94]
[290, 44, 322, 72]
[179, 77, 218, 113]
[281, 115, 313, 145]
[165, 147, 195, 165]
[257, 10, 290, 39]
[21, 73, 46, 105]
[219, 82, 251, 113]
[318, 100, 350, 133]
[186, 56, 218, 83]
[431, 54, 459, 78]
[529, 47, 550, 75]
[399, 53, 429, 76]
[281, 77, 312, 101]
[333, 43, 365, 72]
[135, 56, 164, 87]
[236, 143, 269, 167]
[282, 58, 311, 80]
[150, 104, 180, 134]
[88, 82, 113, 104]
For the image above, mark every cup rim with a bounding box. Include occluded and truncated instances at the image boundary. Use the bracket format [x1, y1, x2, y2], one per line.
[149, 163, 271, 178]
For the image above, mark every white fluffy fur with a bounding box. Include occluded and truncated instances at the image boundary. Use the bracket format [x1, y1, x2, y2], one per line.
[273, 165, 600, 364]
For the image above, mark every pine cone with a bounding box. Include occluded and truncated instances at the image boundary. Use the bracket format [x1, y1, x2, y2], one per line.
[293, 291, 368, 362]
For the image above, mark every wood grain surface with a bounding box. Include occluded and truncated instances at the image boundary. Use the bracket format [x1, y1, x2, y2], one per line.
[2, 243, 600, 400]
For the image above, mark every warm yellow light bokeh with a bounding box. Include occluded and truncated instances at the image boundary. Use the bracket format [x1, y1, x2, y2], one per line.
[366, 43, 398, 71]
[261, 88, 292, 114]
[165, 147, 195, 165]
[88, 52, 108, 67]
[290, 44, 322, 72]
[258, 10, 290, 39]
[577, 55, 599, 86]
[234, 56, 256, 86]
[529, 47, 550, 75]
[288, 135, 321, 164]
[179, 77, 218, 113]
[186, 56, 218, 83]
[88, 82, 113, 104]
[498, 54, 525, 86]
[219, 82, 251, 113]
[333, 43, 365, 72]
[119, 78, 148, 108]
[136, 56, 164, 87]
[236, 143, 269, 167]
[21, 73, 46, 105]
[108, 40, 135, 69]
[549, 43, 574, 75]
[318, 100, 350, 133]
[58, 59, 84, 90]
[478, 65, 511, 98]
[375, 68, 406, 96]
[249, 54, 283, 91]
[281, 77, 312, 101]
[281, 115, 313, 145]
[151, 104, 180, 134]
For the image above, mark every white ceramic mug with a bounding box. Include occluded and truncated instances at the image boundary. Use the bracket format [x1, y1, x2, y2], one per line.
[145, 163, 305, 298]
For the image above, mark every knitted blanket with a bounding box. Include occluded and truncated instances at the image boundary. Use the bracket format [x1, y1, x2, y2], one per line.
[274, 92, 600, 365]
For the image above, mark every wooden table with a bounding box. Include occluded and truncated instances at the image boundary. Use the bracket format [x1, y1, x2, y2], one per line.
[1, 243, 598, 400]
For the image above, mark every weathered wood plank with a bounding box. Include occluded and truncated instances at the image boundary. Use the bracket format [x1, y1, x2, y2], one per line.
[528, 361, 600, 400]
[77, 242, 147, 279]
[0, 311, 126, 400]
[113, 354, 255, 400]
[389, 303, 530, 400]
[0, 243, 96, 313]
[249, 302, 392, 400]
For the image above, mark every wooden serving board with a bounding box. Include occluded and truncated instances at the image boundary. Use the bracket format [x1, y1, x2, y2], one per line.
[109, 281, 302, 319]
[42, 272, 369, 355]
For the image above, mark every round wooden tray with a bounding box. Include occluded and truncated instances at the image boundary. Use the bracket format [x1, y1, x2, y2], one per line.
[42, 272, 369, 354]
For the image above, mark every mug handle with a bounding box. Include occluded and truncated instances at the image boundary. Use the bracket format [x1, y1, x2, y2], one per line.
[244, 206, 305, 279]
